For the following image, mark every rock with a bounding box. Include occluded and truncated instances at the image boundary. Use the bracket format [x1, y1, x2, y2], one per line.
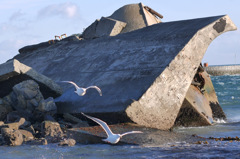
[0, 59, 62, 99]
[58, 138, 76, 146]
[23, 125, 35, 135]
[0, 122, 19, 131]
[63, 113, 89, 126]
[0, 105, 8, 121]
[17, 118, 31, 128]
[44, 114, 56, 122]
[37, 97, 57, 112]
[12, 80, 44, 112]
[6, 111, 20, 123]
[0, 121, 4, 126]
[41, 121, 64, 143]
[26, 138, 48, 145]
[1, 128, 23, 146]
[0, 98, 13, 121]
[19, 130, 34, 142]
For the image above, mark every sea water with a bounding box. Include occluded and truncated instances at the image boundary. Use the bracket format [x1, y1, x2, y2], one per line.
[1, 75, 240, 159]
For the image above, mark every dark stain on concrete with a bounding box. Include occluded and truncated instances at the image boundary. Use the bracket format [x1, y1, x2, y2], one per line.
[209, 101, 226, 119]
[213, 18, 226, 33]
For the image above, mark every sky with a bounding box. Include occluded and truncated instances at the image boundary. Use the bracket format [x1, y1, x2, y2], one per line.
[0, 0, 239, 65]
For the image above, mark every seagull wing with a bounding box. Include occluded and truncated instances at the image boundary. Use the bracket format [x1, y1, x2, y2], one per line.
[61, 81, 80, 90]
[86, 86, 102, 96]
[120, 131, 143, 137]
[81, 113, 113, 136]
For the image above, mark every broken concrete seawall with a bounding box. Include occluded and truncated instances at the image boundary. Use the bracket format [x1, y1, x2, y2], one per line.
[10, 14, 236, 130]
[205, 65, 240, 76]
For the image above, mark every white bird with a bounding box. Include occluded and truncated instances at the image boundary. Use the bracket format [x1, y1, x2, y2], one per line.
[61, 81, 102, 96]
[81, 112, 143, 144]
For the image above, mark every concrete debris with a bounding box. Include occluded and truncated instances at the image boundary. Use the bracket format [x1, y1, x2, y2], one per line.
[0, 59, 62, 99]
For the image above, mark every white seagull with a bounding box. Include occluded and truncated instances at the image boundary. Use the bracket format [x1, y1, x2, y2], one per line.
[61, 81, 102, 96]
[81, 112, 143, 144]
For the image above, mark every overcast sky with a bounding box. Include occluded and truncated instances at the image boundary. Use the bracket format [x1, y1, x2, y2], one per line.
[0, 0, 239, 65]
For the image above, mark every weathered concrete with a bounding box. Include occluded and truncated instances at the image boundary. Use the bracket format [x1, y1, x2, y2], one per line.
[205, 65, 240, 76]
[67, 123, 201, 146]
[175, 70, 226, 126]
[11, 15, 237, 130]
[82, 3, 161, 39]
[82, 17, 126, 39]
[18, 41, 58, 54]
[0, 59, 62, 98]
[108, 3, 161, 33]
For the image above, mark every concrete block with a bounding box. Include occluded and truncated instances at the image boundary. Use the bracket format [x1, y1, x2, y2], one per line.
[82, 17, 126, 39]
[0, 59, 62, 99]
[95, 17, 126, 37]
[13, 15, 236, 130]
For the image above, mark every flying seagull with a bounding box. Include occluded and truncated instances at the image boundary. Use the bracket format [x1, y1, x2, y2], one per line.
[61, 81, 102, 96]
[81, 112, 143, 144]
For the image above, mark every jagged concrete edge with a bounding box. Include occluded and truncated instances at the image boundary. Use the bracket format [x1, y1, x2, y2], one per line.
[126, 15, 237, 130]
[13, 59, 63, 95]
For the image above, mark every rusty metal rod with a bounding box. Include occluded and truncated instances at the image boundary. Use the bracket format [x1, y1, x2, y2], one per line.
[144, 6, 163, 19]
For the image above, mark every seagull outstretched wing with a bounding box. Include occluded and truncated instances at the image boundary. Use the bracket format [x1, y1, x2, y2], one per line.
[86, 86, 102, 96]
[81, 113, 113, 136]
[120, 131, 143, 137]
[61, 81, 80, 90]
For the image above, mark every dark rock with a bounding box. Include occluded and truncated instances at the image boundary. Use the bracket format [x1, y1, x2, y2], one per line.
[1, 128, 23, 146]
[23, 125, 35, 135]
[44, 114, 56, 122]
[0, 98, 13, 121]
[26, 137, 48, 145]
[37, 97, 57, 113]
[58, 138, 76, 146]
[63, 113, 88, 126]
[6, 111, 21, 123]
[12, 80, 44, 112]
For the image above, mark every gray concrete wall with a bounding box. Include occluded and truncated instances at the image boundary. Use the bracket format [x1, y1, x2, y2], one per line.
[205, 65, 240, 76]
[11, 15, 237, 130]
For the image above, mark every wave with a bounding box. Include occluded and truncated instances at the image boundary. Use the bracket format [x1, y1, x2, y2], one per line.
[214, 118, 226, 123]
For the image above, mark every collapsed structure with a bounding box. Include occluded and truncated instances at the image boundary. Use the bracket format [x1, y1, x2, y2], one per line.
[1, 3, 237, 130]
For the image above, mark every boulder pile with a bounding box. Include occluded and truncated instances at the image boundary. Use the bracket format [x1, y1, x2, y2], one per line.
[0, 80, 88, 146]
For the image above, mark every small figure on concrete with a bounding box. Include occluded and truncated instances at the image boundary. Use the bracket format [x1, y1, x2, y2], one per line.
[81, 113, 143, 144]
[61, 81, 102, 96]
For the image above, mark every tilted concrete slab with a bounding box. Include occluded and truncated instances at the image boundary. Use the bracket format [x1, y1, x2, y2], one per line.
[0, 59, 62, 98]
[12, 15, 237, 130]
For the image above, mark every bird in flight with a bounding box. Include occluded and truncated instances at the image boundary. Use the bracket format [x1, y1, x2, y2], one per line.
[61, 81, 102, 96]
[81, 112, 143, 144]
